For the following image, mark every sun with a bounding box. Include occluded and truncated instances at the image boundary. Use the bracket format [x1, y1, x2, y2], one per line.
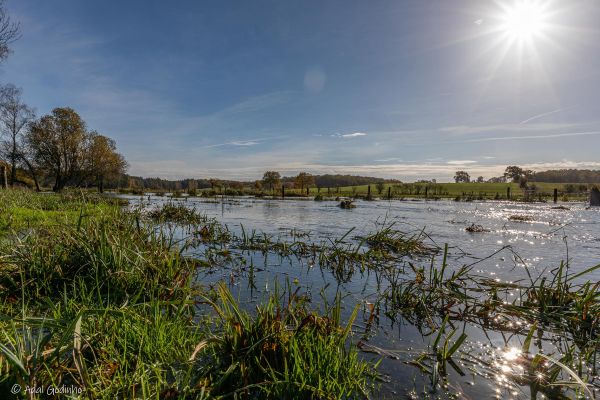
[500, 1, 548, 42]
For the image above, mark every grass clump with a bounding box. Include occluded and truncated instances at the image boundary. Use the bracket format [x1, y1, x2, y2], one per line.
[361, 223, 436, 257]
[509, 214, 534, 222]
[199, 284, 377, 399]
[465, 223, 488, 233]
[147, 202, 206, 225]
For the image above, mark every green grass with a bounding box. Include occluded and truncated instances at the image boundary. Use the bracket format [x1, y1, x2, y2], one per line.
[0, 189, 122, 232]
[117, 181, 592, 202]
[0, 189, 376, 399]
[307, 182, 590, 200]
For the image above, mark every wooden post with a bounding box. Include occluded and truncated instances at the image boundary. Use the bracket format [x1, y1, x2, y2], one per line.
[590, 187, 600, 207]
[425, 187, 428, 198]
[0, 166, 6, 189]
[367, 185, 371, 199]
[306, 187, 309, 196]
[553, 188, 558, 203]
[328, 187, 331, 195]
[506, 187, 511, 200]
[388, 186, 391, 199]
[281, 184, 285, 199]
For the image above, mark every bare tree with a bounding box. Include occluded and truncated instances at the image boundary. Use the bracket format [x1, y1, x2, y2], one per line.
[0, 1, 19, 62]
[0, 84, 35, 186]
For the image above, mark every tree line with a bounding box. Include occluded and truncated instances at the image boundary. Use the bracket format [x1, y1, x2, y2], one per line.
[0, 5, 126, 192]
[454, 166, 600, 185]
[117, 171, 401, 193]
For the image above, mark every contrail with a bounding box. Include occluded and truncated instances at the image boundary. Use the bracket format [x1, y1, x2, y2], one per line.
[464, 130, 600, 143]
[519, 106, 574, 124]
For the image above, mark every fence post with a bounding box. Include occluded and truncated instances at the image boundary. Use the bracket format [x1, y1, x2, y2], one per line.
[506, 187, 511, 200]
[367, 185, 371, 200]
[388, 186, 391, 199]
[553, 188, 558, 203]
[281, 184, 285, 199]
[0, 166, 6, 189]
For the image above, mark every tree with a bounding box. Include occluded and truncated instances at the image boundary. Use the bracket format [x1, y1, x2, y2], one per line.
[83, 132, 127, 192]
[376, 181, 385, 194]
[262, 171, 280, 193]
[0, 1, 19, 62]
[294, 172, 315, 193]
[504, 166, 524, 182]
[476, 176, 484, 183]
[27, 107, 88, 191]
[209, 178, 222, 192]
[253, 180, 262, 191]
[0, 84, 35, 186]
[454, 171, 470, 183]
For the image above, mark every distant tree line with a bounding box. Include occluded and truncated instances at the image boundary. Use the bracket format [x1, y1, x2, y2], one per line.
[453, 166, 600, 185]
[111, 172, 400, 193]
[530, 169, 600, 183]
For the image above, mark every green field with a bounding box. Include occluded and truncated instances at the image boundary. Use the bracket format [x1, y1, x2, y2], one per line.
[305, 181, 590, 200]
[118, 181, 592, 201]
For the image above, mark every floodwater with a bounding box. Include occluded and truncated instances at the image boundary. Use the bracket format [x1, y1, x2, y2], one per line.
[122, 194, 600, 399]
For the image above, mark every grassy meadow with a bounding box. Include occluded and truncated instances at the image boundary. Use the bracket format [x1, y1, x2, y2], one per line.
[305, 181, 590, 201]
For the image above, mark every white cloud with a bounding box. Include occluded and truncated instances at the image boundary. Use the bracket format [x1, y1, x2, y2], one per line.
[343, 132, 367, 138]
[230, 141, 258, 146]
[446, 160, 477, 165]
[331, 132, 368, 138]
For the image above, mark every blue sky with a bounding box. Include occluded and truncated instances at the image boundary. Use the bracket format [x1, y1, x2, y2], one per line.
[2, 0, 600, 181]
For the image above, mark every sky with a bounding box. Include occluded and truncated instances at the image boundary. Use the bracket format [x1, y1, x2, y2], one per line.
[2, 0, 600, 181]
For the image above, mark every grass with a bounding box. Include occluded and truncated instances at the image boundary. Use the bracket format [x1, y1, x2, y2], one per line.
[118, 181, 593, 202]
[0, 189, 377, 399]
[307, 181, 591, 201]
[0, 189, 122, 232]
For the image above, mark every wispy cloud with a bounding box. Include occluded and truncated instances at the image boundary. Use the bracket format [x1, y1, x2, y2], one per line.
[130, 160, 600, 181]
[520, 106, 575, 124]
[230, 141, 258, 146]
[446, 160, 477, 165]
[374, 157, 403, 162]
[463, 131, 600, 143]
[204, 137, 281, 149]
[331, 132, 367, 138]
[438, 123, 576, 135]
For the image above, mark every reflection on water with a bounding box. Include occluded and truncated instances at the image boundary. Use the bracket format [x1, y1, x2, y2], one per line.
[122, 195, 600, 398]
